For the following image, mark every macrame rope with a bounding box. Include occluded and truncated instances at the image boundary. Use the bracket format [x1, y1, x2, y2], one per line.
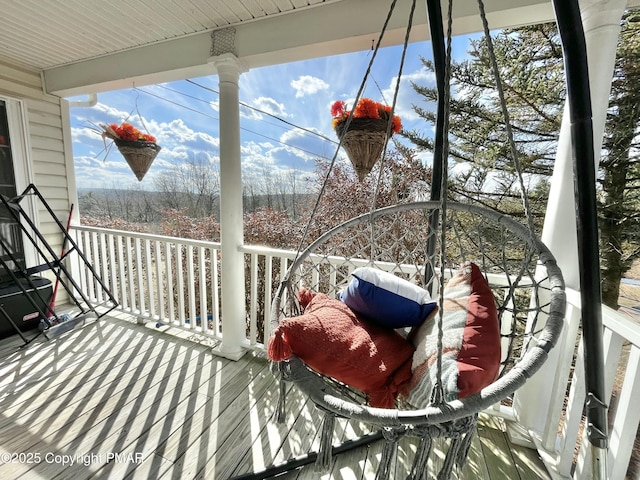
[407, 426, 435, 480]
[476, 0, 536, 235]
[375, 427, 404, 480]
[274, 361, 290, 424]
[438, 436, 463, 480]
[370, 0, 417, 207]
[456, 425, 477, 467]
[315, 410, 337, 472]
[275, 375, 287, 424]
[476, 0, 540, 352]
[290, 0, 401, 268]
[369, 0, 417, 258]
[433, 0, 455, 407]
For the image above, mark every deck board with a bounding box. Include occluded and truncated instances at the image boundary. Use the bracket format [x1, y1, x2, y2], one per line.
[0, 313, 550, 479]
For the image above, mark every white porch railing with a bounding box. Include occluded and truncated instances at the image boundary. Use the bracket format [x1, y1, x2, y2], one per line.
[69, 225, 639, 479]
[530, 287, 640, 480]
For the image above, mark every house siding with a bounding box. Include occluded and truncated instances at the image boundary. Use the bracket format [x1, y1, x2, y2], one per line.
[0, 58, 74, 304]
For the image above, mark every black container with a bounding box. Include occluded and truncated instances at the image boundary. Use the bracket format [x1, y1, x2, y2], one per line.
[0, 276, 53, 339]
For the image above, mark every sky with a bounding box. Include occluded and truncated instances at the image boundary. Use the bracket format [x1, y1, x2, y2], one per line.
[68, 35, 476, 192]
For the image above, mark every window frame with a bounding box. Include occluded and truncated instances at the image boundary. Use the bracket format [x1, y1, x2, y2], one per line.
[0, 94, 38, 271]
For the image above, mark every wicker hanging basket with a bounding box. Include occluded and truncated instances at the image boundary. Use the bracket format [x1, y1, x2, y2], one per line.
[114, 138, 161, 181]
[336, 118, 390, 181]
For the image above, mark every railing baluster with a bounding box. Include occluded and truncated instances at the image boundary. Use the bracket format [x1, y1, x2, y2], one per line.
[90, 230, 100, 303]
[107, 233, 118, 307]
[263, 254, 273, 344]
[75, 230, 88, 301]
[97, 231, 108, 304]
[186, 245, 195, 328]
[210, 246, 220, 336]
[165, 241, 175, 324]
[607, 345, 640, 480]
[145, 239, 155, 319]
[541, 300, 581, 452]
[115, 235, 127, 311]
[154, 240, 165, 322]
[198, 245, 207, 332]
[176, 243, 185, 325]
[557, 335, 587, 476]
[125, 235, 135, 313]
[249, 252, 258, 346]
[135, 237, 145, 315]
[83, 231, 95, 301]
[311, 257, 320, 290]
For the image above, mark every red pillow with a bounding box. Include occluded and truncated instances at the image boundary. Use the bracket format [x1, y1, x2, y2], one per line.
[268, 289, 414, 408]
[456, 263, 501, 396]
[406, 262, 500, 407]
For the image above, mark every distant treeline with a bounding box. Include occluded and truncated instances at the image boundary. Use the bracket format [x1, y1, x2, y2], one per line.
[77, 188, 313, 224]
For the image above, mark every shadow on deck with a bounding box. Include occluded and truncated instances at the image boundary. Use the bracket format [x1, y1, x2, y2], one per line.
[0, 312, 550, 479]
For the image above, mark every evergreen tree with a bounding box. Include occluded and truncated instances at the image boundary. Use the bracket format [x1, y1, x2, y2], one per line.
[405, 20, 640, 308]
[405, 23, 564, 224]
[600, 12, 640, 307]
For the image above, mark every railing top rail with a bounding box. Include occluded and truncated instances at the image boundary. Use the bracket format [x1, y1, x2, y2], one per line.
[239, 244, 301, 258]
[566, 286, 640, 347]
[72, 225, 222, 249]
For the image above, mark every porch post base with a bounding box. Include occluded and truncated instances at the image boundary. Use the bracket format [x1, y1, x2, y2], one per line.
[212, 343, 247, 361]
[505, 421, 535, 449]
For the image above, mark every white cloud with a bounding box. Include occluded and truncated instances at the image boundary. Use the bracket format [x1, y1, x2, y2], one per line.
[239, 96, 289, 120]
[291, 75, 329, 98]
[152, 118, 219, 151]
[253, 96, 288, 117]
[279, 128, 306, 144]
[380, 66, 436, 123]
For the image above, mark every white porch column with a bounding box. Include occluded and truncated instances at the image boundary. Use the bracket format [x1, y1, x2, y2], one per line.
[209, 53, 246, 360]
[512, 0, 625, 447]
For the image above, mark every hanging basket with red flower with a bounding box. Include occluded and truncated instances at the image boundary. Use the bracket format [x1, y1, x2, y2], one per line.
[100, 122, 161, 181]
[331, 98, 402, 181]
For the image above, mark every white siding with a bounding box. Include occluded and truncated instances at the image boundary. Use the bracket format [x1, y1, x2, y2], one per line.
[0, 57, 73, 303]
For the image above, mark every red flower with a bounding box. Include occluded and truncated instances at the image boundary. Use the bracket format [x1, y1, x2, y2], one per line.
[330, 98, 402, 135]
[353, 98, 380, 119]
[105, 122, 156, 143]
[331, 100, 346, 117]
[391, 115, 402, 134]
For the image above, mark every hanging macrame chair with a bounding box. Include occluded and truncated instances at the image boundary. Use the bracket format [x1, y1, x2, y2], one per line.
[247, 1, 568, 479]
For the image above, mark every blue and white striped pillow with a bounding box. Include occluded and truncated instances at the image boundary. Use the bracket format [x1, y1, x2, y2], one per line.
[341, 267, 437, 328]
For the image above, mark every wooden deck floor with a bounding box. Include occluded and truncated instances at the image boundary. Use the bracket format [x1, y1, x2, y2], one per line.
[0, 312, 550, 479]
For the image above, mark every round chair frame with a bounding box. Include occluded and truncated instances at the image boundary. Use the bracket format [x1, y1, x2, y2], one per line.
[268, 201, 565, 478]
[271, 201, 565, 425]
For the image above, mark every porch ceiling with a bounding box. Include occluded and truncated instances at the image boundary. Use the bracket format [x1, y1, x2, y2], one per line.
[2, 0, 557, 96]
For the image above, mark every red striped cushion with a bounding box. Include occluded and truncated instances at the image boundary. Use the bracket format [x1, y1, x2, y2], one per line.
[405, 262, 500, 407]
